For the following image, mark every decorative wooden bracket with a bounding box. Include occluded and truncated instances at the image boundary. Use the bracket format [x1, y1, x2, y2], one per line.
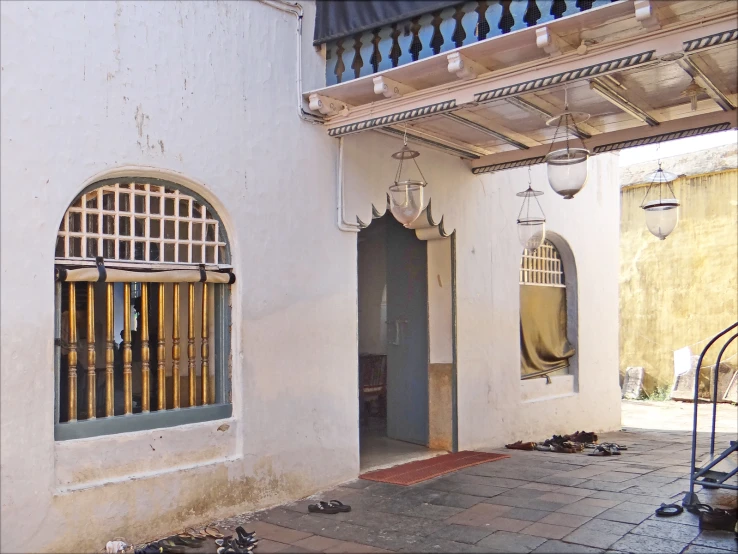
[536, 27, 563, 57]
[447, 53, 487, 81]
[373, 76, 415, 99]
[308, 93, 349, 117]
[635, 1, 660, 31]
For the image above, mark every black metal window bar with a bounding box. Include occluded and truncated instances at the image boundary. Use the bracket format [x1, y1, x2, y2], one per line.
[683, 321, 738, 509]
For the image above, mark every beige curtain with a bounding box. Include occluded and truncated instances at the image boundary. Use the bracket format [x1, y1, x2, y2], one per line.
[520, 285, 575, 379]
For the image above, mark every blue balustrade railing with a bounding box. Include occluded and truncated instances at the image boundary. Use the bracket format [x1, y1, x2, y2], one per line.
[324, 0, 619, 86]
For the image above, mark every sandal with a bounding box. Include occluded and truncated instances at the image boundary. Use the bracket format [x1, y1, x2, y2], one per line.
[505, 440, 536, 451]
[134, 546, 162, 554]
[204, 526, 224, 539]
[321, 500, 352, 513]
[183, 527, 207, 539]
[655, 503, 684, 517]
[588, 445, 621, 456]
[308, 502, 341, 514]
[600, 442, 627, 451]
[699, 507, 737, 532]
[235, 527, 256, 541]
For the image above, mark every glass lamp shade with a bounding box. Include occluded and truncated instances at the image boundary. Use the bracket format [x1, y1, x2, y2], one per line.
[389, 180, 424, 226]
[517, 217, 546, 251]
[545, 148, 589, 199]
[643, 199, 679, 240]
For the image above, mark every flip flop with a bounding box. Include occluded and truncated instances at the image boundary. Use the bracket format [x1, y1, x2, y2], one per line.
[183, 527, 207, 539]
[204, 526, 224, 539]
[308, 502, 341, 514]
[588, 445, 612, 456]
[134, 546, 162, 554]
[322, 500, 352, 513]
[655, 503, 684, 517]
[235, 527, 256, 541]
[599, 442, 627, 451]
[505, 440, 536, 451]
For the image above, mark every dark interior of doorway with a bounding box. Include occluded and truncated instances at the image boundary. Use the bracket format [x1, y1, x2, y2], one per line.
[358, 213, 434, 472]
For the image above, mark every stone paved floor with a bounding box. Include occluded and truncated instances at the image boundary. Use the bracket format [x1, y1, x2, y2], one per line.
[204, 402, 737, 553]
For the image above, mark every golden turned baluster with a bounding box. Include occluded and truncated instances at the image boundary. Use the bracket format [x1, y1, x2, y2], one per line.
[87, 283, 96, 419]
[123, 283, 132, 415]
[188, 283, 196, 407]
[67, 283, 78, 422]
[172, 283, 181, 409]
[157, 284, 166, 411]
[140, 283, 150, 413]
[201, 283, 209, 405]
[105, 283, 114, 417]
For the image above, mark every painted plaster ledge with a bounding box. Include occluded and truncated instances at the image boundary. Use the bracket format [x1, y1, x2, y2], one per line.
[54, 417, 240, 492]
[521, 374, 576, 403]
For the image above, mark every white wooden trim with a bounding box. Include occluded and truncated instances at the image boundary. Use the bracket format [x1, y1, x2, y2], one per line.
[520, 241, 565, 287]
[57, 182, 227, 267]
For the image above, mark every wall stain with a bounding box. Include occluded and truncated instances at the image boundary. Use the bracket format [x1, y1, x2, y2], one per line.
[44, 460, 318, 554]
[134, 105, 149, 138]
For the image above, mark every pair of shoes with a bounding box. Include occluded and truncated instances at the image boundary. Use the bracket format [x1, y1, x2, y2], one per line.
[505, 440, 536, 451]
[308, 500, 352, 514]
[565, 431, 598, 444]
[216, 527, 258, 553]
[588, 444, 621, 456]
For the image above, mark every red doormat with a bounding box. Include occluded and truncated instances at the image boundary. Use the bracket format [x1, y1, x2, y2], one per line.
[359, 451, 509, 486]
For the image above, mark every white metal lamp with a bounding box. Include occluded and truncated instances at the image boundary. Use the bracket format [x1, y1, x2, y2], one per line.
[544, 88, 590, 199]
[388, 131, 427, 226]
[517, 168, 546, 251]
[640, 163, 680, 240]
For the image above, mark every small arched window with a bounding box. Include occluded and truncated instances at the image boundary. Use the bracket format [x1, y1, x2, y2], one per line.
[54, 179, 234, 440]
[519, 240, 575, 380]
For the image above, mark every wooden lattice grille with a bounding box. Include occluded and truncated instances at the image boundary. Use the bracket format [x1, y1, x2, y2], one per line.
[520, 240, 564, 287]
[56, 182, 227, 266]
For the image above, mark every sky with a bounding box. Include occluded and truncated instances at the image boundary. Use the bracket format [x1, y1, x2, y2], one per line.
[618, 129, 737, 166]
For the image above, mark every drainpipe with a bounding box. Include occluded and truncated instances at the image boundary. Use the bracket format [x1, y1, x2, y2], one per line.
[259, 0, 358, 232]
[259, 0, 360, 232]
[336, 136, 361, 232]
[257, 0, 323, 124]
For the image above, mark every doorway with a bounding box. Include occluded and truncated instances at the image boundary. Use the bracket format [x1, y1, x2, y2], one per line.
[357, 213, 453, 472]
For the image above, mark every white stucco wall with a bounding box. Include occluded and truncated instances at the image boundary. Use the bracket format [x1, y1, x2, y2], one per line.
[1, 2, 360, 552]
[1, 1, 620, 551]
[427, 239, 453, 365]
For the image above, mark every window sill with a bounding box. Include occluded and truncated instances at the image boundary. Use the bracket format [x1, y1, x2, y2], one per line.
[54, 404, 233, 441]
[521, 374, 575, 403]
[54, 412, 238, 489]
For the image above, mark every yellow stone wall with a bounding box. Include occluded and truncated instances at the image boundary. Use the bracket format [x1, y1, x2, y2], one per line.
[620, 169, 738, 393]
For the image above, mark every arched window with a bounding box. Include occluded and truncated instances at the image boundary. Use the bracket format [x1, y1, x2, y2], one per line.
[54, 179, 234, 440]
[519, 240, 575, 380]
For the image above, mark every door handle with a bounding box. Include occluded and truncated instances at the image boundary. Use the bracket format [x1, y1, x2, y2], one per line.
[387, 319, 407, 346]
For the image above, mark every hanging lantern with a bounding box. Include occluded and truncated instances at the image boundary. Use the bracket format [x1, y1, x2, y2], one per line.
[388, 135, 427, 226]
[681, 79, 706, 112]
[544, 88, 591, 200]
[516, 169, 546, 251]
[640, 164, 680, 240]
